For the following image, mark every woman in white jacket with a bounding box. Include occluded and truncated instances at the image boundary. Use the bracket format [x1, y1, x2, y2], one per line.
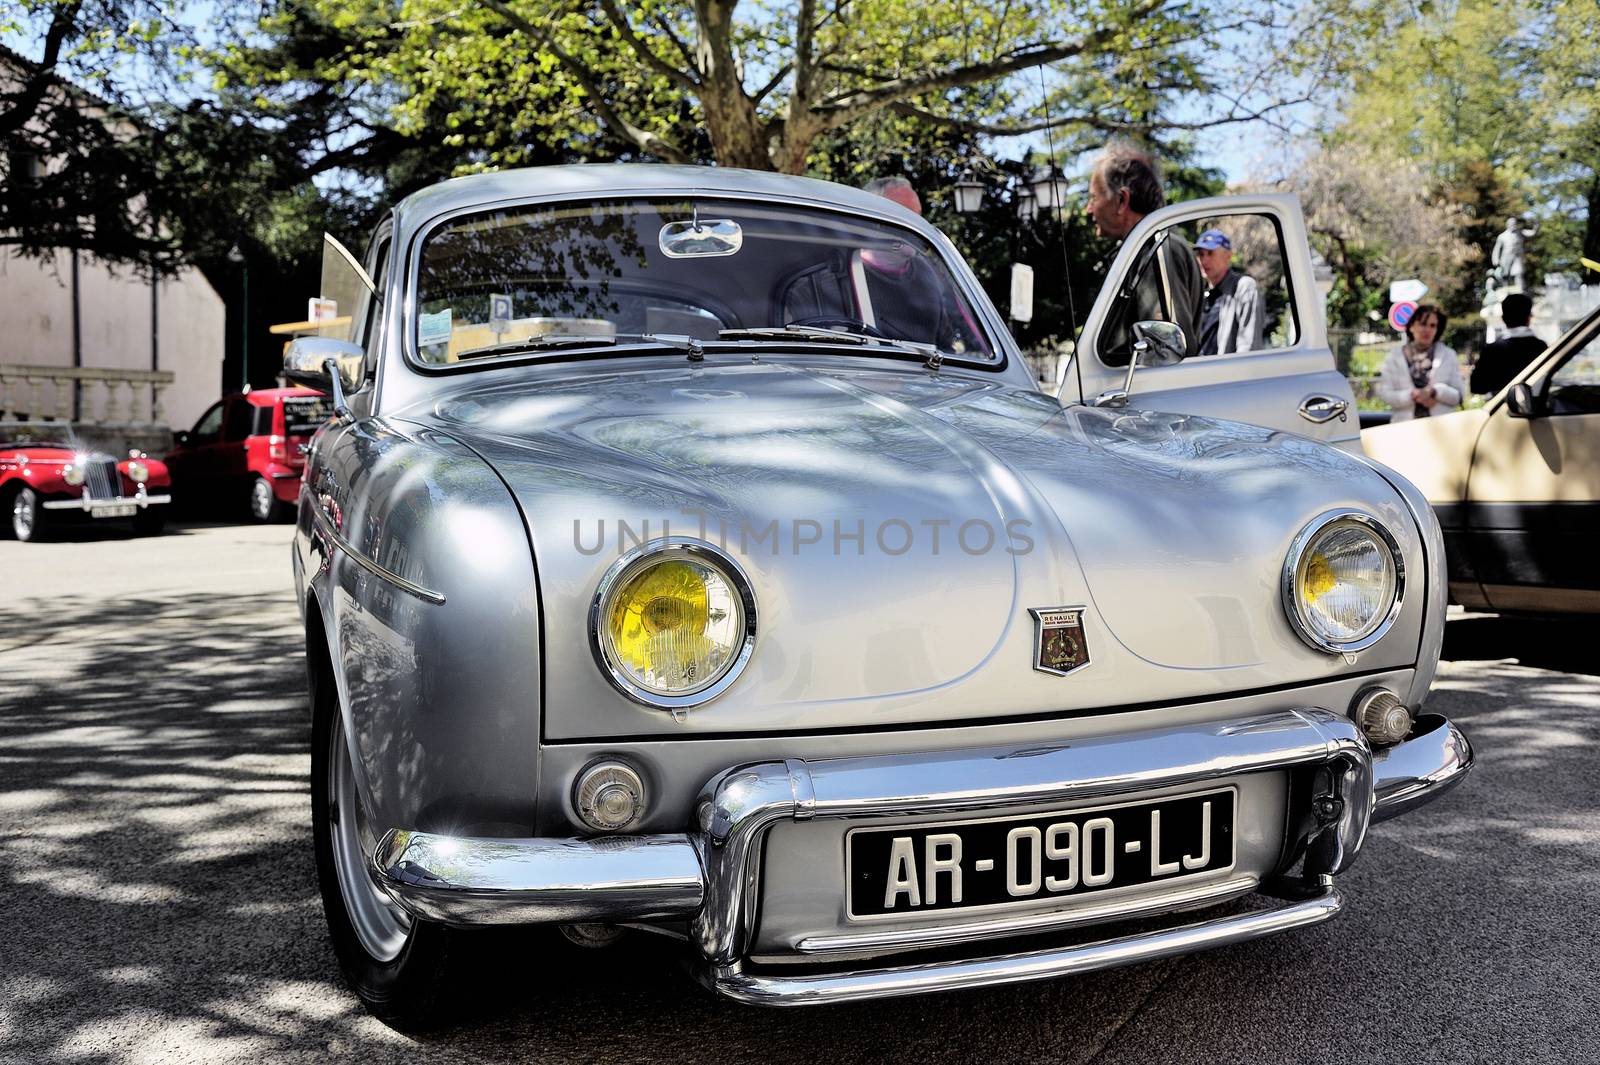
[1377, 304, 1464, 422]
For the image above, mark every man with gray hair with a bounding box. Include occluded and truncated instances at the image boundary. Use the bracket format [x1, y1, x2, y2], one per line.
[1083, 141, 1203, 361]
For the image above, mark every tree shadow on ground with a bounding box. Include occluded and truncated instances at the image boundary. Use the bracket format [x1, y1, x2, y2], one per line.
[3, 592, 1598, 1063]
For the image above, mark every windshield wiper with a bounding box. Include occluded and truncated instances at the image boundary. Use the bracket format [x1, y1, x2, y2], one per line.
[718, 325, 943, 366]
[455, 334, 619, 360]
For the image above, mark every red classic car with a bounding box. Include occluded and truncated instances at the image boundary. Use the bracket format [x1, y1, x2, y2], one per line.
[0, 435, 172, 541]
[164, 387, 330, 521]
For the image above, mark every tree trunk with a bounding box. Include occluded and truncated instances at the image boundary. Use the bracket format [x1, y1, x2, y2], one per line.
[693, 0, 773, 170]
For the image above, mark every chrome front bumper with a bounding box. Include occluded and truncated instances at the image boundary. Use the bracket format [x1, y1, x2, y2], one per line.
[371, 709, 1471, 1005]
[43, 491, 171, 514]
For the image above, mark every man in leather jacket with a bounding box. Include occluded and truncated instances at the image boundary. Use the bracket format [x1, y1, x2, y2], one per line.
[1084, 142, 1204, 364]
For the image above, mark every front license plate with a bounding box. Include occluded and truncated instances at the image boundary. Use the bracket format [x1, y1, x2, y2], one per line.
[847, 788, 1235, 919]
[93, 504, 137, 519]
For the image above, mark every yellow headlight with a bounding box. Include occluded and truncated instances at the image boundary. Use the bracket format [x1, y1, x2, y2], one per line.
[127, 461, 150, 483]
[594, 545, 755, 706]
[1285, 512, 1403, 653]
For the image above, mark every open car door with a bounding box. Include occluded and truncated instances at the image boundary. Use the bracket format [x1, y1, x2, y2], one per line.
[1061, 193, 1361, 452]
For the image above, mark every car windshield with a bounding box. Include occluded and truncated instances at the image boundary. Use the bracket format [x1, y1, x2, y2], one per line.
[413, 197, 996, 366]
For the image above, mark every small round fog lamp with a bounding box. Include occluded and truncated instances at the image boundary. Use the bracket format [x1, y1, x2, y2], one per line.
[1355, 688, 1413, 747]
[574, 761, 647, 833]
[62, 463, 85, 486]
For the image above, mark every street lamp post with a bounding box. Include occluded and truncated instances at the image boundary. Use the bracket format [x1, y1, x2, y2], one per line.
[228, 244, 250, 391]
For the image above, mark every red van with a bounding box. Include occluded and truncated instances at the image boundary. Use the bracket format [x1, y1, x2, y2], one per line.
[165, 387, 330, 521]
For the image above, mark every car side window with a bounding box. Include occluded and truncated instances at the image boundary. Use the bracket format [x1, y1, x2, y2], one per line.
[222, 398, 253, 442]
[191, 402, 223, 443]
[1097, 213, 1300, 367]
[1545, 328, 1600, 415]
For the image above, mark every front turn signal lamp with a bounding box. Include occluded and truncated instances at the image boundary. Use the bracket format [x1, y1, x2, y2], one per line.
[590, 539, 757, 709]
[1283, 510, 1404, 655]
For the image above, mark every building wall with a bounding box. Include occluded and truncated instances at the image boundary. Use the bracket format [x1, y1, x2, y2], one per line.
[0, 247, 224, 428]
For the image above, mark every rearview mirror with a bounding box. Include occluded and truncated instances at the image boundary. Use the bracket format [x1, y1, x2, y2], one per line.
[1506, 382, 1541, 418]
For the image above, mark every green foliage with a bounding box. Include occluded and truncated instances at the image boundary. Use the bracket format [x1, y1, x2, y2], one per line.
[1328, 0, 1600, 301]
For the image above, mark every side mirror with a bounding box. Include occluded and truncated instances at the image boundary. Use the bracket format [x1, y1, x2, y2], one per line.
[284, 336, 364, 422]
[1506, 382, 1541, 418]
[1131, 320, 1187, 367]
[174, 430, 191, 448]
[1097, 321, 1188, 407]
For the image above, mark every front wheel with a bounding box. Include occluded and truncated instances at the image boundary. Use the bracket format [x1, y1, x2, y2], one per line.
[311, 659, 455, 1028]
[10, 486, 44, 542]
[250, 476, 288, 522]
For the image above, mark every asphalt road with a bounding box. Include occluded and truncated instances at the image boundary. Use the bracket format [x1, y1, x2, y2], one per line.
[2, 523, 1598, 1064]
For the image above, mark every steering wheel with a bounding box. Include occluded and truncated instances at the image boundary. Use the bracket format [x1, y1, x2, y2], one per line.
[788, 315, 889, 339]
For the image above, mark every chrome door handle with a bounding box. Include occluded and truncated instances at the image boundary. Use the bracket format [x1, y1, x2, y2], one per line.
[1299, 396, 1349, 424]
[1093, 389, 1130, 408]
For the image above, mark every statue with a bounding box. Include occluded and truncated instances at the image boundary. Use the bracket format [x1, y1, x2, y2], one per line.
[1490, 216, 1536, 293]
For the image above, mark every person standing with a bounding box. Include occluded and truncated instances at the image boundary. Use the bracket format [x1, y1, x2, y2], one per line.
[1471, 292, 1546, 395]
[1192, 229, 1265, 356]
[1083, 142, 1204, 362]
[1376, 304, 1464, 421]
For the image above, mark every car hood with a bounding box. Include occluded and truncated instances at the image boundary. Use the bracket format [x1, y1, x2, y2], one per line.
[406, 359, 1425, 739]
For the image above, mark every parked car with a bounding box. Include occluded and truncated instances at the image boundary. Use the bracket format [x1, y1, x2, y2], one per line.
[1365, 304, 1600, 615]
[0, 435, 171, 541]
[287, 165, 1471, 1024]
[165, 386, 330, 522]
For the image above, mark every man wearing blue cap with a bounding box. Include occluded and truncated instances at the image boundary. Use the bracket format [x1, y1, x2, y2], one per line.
[1193, 229, 1265, 356]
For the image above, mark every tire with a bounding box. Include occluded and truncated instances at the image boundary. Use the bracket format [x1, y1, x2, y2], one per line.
[10, 486, 44, 542]
[132, 509, 167, 536]
[250, 476, 288, 522]
[310, 649, 456, 1029]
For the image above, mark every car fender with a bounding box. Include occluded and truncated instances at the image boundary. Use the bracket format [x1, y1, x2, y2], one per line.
[294, 415, 544, 838]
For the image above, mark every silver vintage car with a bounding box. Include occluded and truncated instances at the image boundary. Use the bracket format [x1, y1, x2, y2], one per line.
[287, 165, 1471, 1023]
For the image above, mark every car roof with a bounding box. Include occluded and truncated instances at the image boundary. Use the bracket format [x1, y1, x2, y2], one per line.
[392, 163, 929, 234]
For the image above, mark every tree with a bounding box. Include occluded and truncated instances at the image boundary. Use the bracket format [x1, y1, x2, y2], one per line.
[1276, 143, 1476, 329]
[0, 0, 201, 269]
[1326, 0, 1600, 283]
[209, 0, 1323, 177]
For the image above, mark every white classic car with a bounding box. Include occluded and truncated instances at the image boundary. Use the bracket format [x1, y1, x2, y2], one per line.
[287, 165, 1470, 1023]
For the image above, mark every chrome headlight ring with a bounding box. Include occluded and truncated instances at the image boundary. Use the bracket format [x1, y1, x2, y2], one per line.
[62, 462, 85, 486]
[127, 460, 150, 484]
[588, 536, 759, 711]
[1281, 509, 1405, 656]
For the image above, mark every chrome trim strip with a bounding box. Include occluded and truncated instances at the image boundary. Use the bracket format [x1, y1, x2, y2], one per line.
[797, 873, 1260, 955]
[1371, 713, 1473, 822]
[704, 884, 1342, 1006]
[370, 829, 704, 925]
[311, 503, 446, 605]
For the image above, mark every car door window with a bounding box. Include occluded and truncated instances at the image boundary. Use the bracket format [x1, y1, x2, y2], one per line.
[222, 399, 253, 442]
[1545, 330, 1600, 415]
[1098, 212, 1300, 367]
[191, 402, 223, 444]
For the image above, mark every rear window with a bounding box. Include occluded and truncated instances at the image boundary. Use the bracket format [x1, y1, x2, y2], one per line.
[283, 396, 331, 437]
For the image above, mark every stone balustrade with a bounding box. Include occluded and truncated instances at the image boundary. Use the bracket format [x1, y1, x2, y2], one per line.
[0, 363, 176, 429]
